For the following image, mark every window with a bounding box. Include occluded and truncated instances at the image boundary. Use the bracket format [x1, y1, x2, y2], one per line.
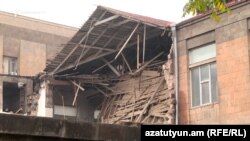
[54, 105, 77, 117]
[189, 44, 218, 107]
[3, 56, 18, 75]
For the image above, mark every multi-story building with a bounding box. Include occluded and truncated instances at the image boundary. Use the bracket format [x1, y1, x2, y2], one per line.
[41, 0, 250, 124]
[0, 11, 78, 113]
[176, 0, 250, 124]
[0, 0, 249, 125]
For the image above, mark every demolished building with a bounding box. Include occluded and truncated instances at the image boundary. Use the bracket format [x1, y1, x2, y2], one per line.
[37, 6, 176, 125]
[0, 0, 249, 130]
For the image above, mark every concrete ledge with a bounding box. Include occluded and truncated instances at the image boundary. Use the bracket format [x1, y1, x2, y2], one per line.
[0, 114, 140, 141]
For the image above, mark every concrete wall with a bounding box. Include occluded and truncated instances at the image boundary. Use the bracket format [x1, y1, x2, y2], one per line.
[0, 11, 78, 76]
[177, 1, 250, 124]
[19, 40, 46, 76]
[0, 114, 140, 141]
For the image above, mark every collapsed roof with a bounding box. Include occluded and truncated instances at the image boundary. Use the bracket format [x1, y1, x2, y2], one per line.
[45, 6, 173, 75]
[43, 6, 175, 125]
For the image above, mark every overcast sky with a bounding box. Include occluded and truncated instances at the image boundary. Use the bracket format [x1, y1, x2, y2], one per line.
[0, 0, 191, 28]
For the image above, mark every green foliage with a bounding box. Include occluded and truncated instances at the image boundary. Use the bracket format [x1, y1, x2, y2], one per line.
[183, 0, 231, 22]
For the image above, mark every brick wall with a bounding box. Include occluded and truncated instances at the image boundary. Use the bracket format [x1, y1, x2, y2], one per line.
[176, 1, 250, 124]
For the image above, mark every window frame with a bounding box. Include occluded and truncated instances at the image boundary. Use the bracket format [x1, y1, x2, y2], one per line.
[53, 105, 77, 117]
[3, 56, 18, 75]
[189, 44, 218, 108]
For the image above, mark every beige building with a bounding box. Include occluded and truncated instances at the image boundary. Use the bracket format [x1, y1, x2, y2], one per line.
[177, 0, 250, 124]
[0, 11, 78, 113]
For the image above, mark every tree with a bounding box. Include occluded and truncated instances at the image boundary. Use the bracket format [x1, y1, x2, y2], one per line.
[183, 0, 232, 21]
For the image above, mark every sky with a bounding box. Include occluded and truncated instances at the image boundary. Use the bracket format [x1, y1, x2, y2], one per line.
[0, 0, 191, 28]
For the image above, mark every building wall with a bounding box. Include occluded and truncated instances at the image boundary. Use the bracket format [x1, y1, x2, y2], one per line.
[0, 11, 78, 76]
[0, 75, 33, 113]
[19, 40, 46, 76]
[177, 1, 250, 124]
[0, 11, 78, 113]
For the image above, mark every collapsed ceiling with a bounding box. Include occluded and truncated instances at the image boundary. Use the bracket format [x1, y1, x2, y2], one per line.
[42, 6, 175, 125]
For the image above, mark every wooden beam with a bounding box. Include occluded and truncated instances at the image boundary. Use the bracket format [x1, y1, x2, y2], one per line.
[136, 77, 165, 122]
[48, 79, 70, 85]
[72, 82, 81, 106]
[115, 23, 140, 60]
[95, 86, 109, 97]
[93, 29, 122, 57]
[51, 26, 94, 74]
[131, 51, 164, 76]
[55, 32, 160, 73]
[102, 58, 121, 77]
[51, 12, 107, 74]
[108, 19, 131, 28]
[121, 53, 132, 73]
[143, 25, 146, 64]
[71, 81, 85, 92]
[94, 15, 119, 26]
[68, 44, 115, 52]
[62, 96, 65, 119]
[137, 34, 140, 69]
[75, 26, 112, 65]
[101, 85, 115, 93]
[92, 59, 115, 73]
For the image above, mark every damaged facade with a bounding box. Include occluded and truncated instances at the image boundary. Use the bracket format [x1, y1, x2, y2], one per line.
[0, 11, 77, 114]
[0, 0, 250, 127]
[40, 6, 176, 124]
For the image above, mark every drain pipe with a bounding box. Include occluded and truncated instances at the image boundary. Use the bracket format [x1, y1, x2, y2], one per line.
[171, 25, 179, 125]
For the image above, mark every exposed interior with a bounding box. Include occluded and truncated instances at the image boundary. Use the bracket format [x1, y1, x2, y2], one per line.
[3, 82, 20, 113]
[43, 6, 175, 125]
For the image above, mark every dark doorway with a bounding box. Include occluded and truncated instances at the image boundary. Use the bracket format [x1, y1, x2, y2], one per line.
[3, 82, 20, 113]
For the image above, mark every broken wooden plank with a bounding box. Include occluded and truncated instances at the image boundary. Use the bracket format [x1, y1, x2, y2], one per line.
[136, 77, 165, 122]
[71, 81, 85, 92]
[141, 70, 160, 77]
[130, 51, 164, 76]
[109, 19, 131, 28]
[121, 53, 132, 73]
[48, 79, 70, 85]
[74, 25, 115, 68]
[72, 82, 81, 106]
[62, 96, 65, 120]
[102, 58, 121, 77]
[56, 31, 160, 74]
[95, 86, 109, 97]
[94, 15, 119, 26]
[51, 26, 95, 74]
[101, 84, 116, 93]
[79, 44, 115, 52]
[51, 12, 107, 74]
[92, 59, 115, 73]
[115, 23, 140, 59]
[137, 34, 140, 69]
[143, 25, 146, 64]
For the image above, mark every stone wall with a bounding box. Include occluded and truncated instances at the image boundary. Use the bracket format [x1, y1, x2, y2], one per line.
[176, 1, 250, 124]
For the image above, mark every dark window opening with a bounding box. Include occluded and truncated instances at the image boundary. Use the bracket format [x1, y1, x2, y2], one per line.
[3, 82, 21, 113]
